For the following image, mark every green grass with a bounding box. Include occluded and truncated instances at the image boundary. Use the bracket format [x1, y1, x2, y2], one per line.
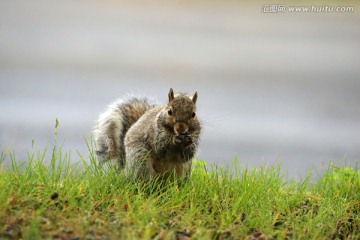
[0, 139, 359, 239]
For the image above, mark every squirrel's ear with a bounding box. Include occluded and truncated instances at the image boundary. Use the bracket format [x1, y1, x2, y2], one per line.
[192, 91, 198, 104]
[168, 88, 175, 102]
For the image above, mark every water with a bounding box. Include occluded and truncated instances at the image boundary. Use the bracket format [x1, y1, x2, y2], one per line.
[1, 0, 359, 179]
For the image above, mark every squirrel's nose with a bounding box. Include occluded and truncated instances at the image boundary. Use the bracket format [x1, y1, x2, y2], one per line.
[174, 122, 189, 135]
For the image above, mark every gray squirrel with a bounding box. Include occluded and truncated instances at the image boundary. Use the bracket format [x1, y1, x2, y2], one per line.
[94, 88, 201, 181]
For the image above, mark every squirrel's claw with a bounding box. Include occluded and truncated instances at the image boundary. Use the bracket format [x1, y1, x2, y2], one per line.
[174, 136, 183, 144]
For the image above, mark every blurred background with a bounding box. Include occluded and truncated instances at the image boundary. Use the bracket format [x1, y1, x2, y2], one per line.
[1, 0, 359, 179]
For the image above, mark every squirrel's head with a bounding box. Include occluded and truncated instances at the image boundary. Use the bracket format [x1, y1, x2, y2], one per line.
[159, 88, 201, 144]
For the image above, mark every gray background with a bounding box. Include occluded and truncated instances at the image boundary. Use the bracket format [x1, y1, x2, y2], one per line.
[1, 0, 359, 179]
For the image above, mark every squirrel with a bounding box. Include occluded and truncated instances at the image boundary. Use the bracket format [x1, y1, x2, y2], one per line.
[94, 88, 201, 181]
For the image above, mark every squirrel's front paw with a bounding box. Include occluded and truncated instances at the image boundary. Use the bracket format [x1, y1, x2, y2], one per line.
[174, 134, 192, 145]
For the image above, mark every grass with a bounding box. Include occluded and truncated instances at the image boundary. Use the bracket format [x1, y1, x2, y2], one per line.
[0, 133, 359, 239]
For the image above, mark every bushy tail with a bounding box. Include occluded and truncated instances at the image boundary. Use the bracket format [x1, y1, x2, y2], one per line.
[94, 97, 156, 168]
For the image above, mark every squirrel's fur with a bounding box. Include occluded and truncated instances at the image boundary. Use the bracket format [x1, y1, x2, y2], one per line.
[94, 88, 201, 181]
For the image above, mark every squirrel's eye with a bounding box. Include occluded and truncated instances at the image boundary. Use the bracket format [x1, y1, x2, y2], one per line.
[168, 109, 173, 116]
[192, 112, 196, 118]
